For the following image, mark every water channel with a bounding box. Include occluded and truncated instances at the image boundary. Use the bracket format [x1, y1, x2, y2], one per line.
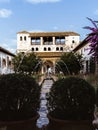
[37, 78, 54, 128]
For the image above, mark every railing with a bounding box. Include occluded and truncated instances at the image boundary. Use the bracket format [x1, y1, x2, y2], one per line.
[43, 42, 53, 45]
[31, 42, 41, 45]
[55, 41, 65, 45]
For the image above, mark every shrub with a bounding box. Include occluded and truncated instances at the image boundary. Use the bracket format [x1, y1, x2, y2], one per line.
[47, 76, 95, 120]
[0, 73, 41, 121]
[96, 87, 98, 107]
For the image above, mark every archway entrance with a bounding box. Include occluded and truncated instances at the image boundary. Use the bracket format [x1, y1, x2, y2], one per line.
[43, 60, 53, 74]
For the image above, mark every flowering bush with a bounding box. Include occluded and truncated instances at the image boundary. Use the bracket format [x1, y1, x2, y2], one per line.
[83, 17, 98, 60]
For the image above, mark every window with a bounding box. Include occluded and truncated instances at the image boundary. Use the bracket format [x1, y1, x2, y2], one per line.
[31, 38, 35, 43]
[60, 47, 63, 51]
[72, 40, 75, 43]
[36, 48, 38, 51]
[44, 47, 47, 51]
[48, 47, 51, 51]
[55, 37, 60, 44]
[32, 48, 34, 51]
[2, 59, 6, 67]
[56, 47, 59, 51]
[24, 36, 26, 41]
[22, 52, 24, 54]
[60, 37, 65, 44]
[55, 36, 65, 44]
[20, 36, 22, 41]
[31, 37, 40, 45]
[43, 37, 52, 45]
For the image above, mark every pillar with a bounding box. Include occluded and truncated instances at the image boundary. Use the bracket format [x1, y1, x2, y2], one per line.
[53, 60, 56, 74]
[53, 37, 55, 45]
[41, 66, 44, 74]
[40, 37, 43, 45]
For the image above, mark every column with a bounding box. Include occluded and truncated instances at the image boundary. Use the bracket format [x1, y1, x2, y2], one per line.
[53, 37, 55, 45]
[40, 37, 43, 45]
[65, 36, 66, 45]
[30, 37, 32, 45]
[6, 56, 8, 74]
[41, 66, 44, 74]
[53, 60, 56, 74]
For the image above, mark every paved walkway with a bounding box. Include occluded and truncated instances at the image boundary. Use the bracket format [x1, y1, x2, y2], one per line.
[37, 78, 54, 129]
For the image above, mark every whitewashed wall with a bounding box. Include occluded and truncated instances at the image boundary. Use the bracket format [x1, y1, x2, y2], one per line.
[0, 51, 14, 74]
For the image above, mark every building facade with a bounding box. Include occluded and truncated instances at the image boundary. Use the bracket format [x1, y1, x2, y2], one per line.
[0, 47, 15, 74]
[73, 40, 94, 74]
[17, 31, 80, 74]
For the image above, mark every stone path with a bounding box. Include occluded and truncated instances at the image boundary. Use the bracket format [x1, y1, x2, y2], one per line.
[37, 78, 54, 128]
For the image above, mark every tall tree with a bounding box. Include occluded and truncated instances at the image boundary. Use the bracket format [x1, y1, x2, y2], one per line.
[56, 52, 82, 75]
[12, 52, 42, 75]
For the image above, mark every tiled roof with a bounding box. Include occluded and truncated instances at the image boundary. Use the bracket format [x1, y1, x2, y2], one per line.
[17, 31, 29, 34]
[0, 47, 15, 56]
[29, 32, 80, 37]
[73, 40, 89, 52]
[17, 31, 80, 37]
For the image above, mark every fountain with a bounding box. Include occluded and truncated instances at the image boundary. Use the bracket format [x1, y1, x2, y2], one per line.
[16, 49, 32, 72]
[57, 60, 70, 75]
[55, 66, 59, 72]
[16, 54, 24, 72]
[33, 60, 42, 73]
[55, 63, 64, 74]
[71, 51, 83, 70]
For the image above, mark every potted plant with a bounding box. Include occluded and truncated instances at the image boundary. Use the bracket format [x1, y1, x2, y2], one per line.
[0, 73, 41, 130]
[47, 76, 95, 130]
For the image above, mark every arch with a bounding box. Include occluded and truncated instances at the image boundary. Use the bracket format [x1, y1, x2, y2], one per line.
[2, 58, 6, 67]
[72, 40, 75, 43]
[32, 48, 34, 51]
[60, 47, 63, 51]
[43, 60, 53, 74]
[36, 47, 39, 51]
[48, 47, 51, 51]
[56, 47, 59, 51]
[44, 47, 47, 51]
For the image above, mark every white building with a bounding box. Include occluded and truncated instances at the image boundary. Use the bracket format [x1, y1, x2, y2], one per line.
[17, 31, 80, 74]
[0, 47, 15, 74]
[73, 40, 93, 74]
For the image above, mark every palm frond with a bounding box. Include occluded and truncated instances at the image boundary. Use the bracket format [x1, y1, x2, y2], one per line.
[83, 26, 95, 31]
[87, 17, 98, 29]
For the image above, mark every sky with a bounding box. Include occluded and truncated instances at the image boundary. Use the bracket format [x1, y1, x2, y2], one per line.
[0, 0, 98, 54]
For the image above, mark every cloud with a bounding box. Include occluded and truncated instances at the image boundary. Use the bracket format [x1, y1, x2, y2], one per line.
[6, 47, 16, 54]
[0, 0, 10, 2]
[7, 39, 17, 53]
[0, 43, 16, 53]
[0, 9, 12, 18]
[53, 26, 59, 30]
[0, 39, 17, 54]
[26, 0, 61, 4]
[94, 9, 98, 15]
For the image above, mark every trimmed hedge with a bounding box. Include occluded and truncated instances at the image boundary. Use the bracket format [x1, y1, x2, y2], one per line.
[47, 76, 95, 120]
[0, 73, 41, 121]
